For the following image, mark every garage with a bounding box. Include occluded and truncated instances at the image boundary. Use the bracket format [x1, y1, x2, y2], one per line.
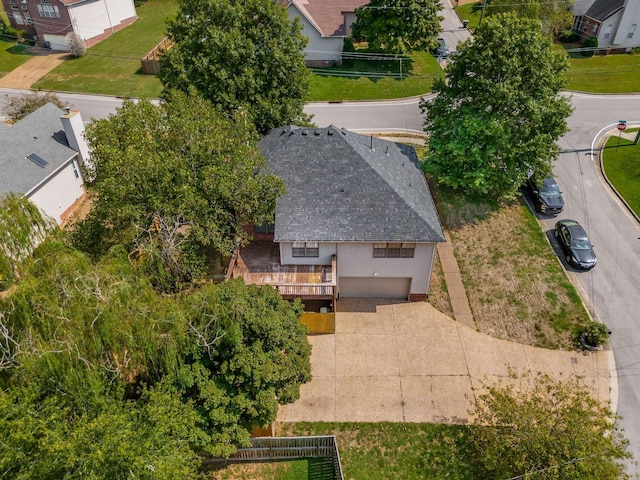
[339, 277, 411, 299]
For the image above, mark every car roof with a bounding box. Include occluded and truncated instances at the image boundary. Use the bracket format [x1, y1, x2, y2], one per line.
[559, 219, 589, 240]
[541, 177, 559, 188]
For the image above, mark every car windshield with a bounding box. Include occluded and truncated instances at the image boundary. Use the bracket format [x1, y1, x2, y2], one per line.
[540, 184, 560, 196]
[571, 238, 591, 250]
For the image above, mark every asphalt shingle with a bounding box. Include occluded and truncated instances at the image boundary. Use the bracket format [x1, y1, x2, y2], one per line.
[260, 125, 445, 243]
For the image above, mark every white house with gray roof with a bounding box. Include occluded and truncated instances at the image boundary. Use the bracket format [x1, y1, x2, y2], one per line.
[573, 0, 640, 50]
[0, 103, 88, 225]
[227, 126, 445, 304]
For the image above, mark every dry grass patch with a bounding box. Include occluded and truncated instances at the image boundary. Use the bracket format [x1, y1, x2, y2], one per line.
[448, 202, 589, 349]
[427, 250, 454, 318]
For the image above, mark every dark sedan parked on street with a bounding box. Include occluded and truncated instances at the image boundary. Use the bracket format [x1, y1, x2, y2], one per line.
[527, 176, 564, 216]
[554, 219, 597, 270]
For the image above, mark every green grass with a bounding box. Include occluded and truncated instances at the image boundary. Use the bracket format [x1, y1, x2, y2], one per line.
[33, 0, 176, 97]
[308, 51, 442, 101]
[454, 1, 483, 31]
[0, 36, 34, 78]
[215, 459, 308, 480]
[283, 422, 475, 480]
[566, 52, 640, 93]
[602, 129, 640, 217]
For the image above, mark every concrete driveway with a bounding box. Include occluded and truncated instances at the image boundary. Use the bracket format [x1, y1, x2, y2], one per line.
[278, 300, 612, 423]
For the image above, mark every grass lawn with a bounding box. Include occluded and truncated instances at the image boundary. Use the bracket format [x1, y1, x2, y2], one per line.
[308, 52, 442, 101]
[436, 187, 590, 350]
[214, 460, 308, 480]
[0, 36, 33, 78]
[602, 129, 640, 217]
[33, 0, 176, 97]
[566, 52, 640, 93]
[454, 1, 482, 31]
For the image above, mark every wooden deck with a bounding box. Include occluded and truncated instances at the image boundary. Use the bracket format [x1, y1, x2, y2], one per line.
[228, 241, 336, 299]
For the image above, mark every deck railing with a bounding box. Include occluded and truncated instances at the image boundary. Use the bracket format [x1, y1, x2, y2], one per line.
[204, 436, 343, 479]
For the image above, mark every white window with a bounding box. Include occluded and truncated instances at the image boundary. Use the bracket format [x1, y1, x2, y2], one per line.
[629, 24, 637, 39]
[37, 4, 60, 18]
[604, 24, 612, 39]
[14, 13, 24, 25]
[24, 11, 33, 25]
[71, 161, 80, 179]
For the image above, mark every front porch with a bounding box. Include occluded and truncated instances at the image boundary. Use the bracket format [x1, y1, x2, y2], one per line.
[226, 240, 337, 301]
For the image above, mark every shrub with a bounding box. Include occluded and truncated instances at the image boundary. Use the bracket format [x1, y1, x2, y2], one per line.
[577, 321, 610, 349]
[65, 32, 86, 57]
[2, 25, 25, 40]
[581, 36, 598, 57]
[342, 37, 356, 67]
[558, 30, 578, 43]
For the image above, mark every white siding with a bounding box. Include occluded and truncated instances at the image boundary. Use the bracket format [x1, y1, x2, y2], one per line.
[612, 1, 640, 48]
[340, 277, 410, 298]
[43, 34, 68, 51]
[69, 0, 136, 42]
[337, 243, 436, 295]
[27, 158, 85, 224]
[280, 242, 336, 265]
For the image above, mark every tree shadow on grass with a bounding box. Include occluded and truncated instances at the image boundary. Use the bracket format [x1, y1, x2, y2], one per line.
[310, 55, 415, 83]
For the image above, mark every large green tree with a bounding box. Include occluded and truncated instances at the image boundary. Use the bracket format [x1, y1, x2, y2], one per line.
[0, 237, 311, 475]
[159, 0, 311, 134]
[420, 13, 572, 198]
[351, 0, 443, 53]
[76, 90, 285, 288]
[486, 0, 574, 38]
[469, 373, 631, 479]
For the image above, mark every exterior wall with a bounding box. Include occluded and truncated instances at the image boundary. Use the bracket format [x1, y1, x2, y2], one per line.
[42, 33, 68, 51]
[336, 242, 436, 295]
[69, 0, 136, 44]
[280, 242, 336, 265]
[612, 1, 640, 48]
[2, 0, 73, 39]
[27, 157, 85, 224]
[597, 10, 623, 47]
[343, 11, 356, 37]
[287, 5, 343, 65]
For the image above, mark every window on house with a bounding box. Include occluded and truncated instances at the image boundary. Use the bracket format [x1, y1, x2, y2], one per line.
[254, 222, 275, 234]
[604, 24, 612, 39]
[21, 2, 28, 10]
[292, 241, 319, 258]
[41, 0, 52, 3]
[629, 24, 637, 39]
[14, 13, 24, 24]
[24, 12, 33, 25]
[37, 4, 59, 18]
[373, 242, 415, 258]
[71, 161, 80, 179]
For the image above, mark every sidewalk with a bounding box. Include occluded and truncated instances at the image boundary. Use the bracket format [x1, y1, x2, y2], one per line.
[0, 49, 67, 89]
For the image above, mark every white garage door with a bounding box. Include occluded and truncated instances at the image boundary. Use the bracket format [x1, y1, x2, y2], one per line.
[339, 277, 411, 299]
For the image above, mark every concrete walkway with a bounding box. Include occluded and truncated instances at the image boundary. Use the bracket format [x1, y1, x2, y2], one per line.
[278, 301, 610, 424]
[437, 230, 475, 329]
[0, 50, 67, 89]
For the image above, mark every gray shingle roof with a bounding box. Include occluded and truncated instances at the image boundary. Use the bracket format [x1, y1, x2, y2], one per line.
[0, 103, 77, 197]
[584, 0, 624, 21]
[260, 125, 445, 243]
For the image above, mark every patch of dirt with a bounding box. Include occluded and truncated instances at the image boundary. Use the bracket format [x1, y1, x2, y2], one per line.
[449, 203, 589, 350]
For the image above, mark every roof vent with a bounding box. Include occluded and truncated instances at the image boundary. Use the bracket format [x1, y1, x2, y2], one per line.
[26, 153, 49, 168]
[314, 130, 320, 136]
[327, 129, 334, 136]
[301, 130, 308, 136]
[64, 107, 71, 115]
[341, 128, 347, 135]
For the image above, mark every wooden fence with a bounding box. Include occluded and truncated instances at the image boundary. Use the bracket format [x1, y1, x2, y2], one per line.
[300, 312, 335, 334]
[140, 37, 173, 75]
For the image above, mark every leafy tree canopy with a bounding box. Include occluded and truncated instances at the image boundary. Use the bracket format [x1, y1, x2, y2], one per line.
[75, 90, 285, 289]
[469, 372, 631, 479]
[351, 0, 443, 53]
[2, 92, 68, 124]
[159, 0, 311, 134]
[421, 13, 572, 198]
[485, 0, 574, 38]
[0, 239, 311, 476]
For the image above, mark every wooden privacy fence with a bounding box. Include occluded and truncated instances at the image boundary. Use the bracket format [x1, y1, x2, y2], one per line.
[300, 312, 335, 334]
[141, 37, 173, 75]
[204, 436, 344, 480]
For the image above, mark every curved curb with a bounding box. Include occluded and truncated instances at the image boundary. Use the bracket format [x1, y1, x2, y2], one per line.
[592, 127, 640, 226]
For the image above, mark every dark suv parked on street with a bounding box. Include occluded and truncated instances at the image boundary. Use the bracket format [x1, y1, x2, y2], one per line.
[527, 176, 564, 216]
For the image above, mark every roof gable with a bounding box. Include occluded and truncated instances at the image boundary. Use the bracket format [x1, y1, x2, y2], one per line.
[260, 126, 445, 243]
[0, 103, 78, 197]
[287, 0, 367, 37]
[585, 0, 625, 21]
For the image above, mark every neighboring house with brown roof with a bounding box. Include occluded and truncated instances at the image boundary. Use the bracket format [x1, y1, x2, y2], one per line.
[1, 0, 137, 50]
[227, 126, 445, 308]
[0, 103, 90, 225]
[572, 0, 640, 50]
[283, 0, 367, 65]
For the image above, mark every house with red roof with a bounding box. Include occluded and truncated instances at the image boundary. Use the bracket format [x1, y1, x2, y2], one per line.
[1, 0, 137, 50]
[283, 0, 367, 66]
